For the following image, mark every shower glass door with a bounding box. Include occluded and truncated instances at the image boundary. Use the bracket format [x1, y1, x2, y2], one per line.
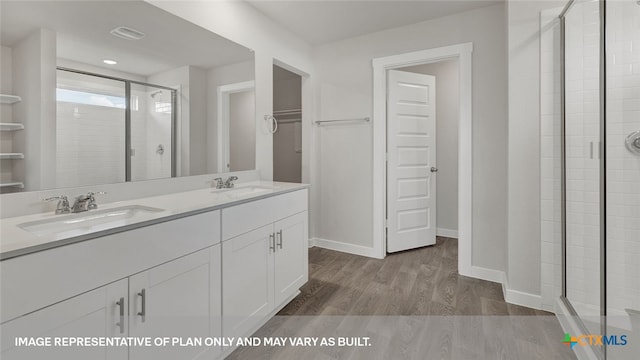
[129, 84, 175, 182]
[563, 0, 602, 335]
[605, 1, 640, 357]
[56, 70, 127, 188]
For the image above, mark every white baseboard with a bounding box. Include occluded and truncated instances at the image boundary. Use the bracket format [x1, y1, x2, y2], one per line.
[499, 275, 542, 309]
[308, 238, 315, 248]
[504, 287, 543, 310]
[470, 266, 543, 310]
[436, 228, 458, 238]
[470, 266, 504, 284]
[312, 237, 381, 258]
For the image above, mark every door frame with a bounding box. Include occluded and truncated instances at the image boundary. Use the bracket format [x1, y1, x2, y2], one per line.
[217, 80, 255, 173]
[372, 42, 473, 277]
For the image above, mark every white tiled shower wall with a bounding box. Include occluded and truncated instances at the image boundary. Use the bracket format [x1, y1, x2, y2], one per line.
[605, 0, 640, 318]
[541, 0, 640, 320]
[564, 0, 602, 318]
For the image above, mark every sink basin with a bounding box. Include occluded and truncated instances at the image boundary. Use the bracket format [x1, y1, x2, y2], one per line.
[19, 205, 165, 238]
[213, 185, 273, 198]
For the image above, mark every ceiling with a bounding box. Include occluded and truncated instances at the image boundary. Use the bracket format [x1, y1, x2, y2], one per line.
[0, 1, 253, 77]
[246, 0, 502, 46]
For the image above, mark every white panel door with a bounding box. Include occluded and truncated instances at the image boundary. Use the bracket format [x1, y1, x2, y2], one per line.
[0, 279, 128, 360]
[386, 70, 437, 253]
[129, 249, 214, 360]
[274, 212, 308, 305]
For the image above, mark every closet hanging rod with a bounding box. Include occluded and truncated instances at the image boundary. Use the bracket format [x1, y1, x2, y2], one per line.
[315, 117, 370, 125]
[277, 118, 302, 124]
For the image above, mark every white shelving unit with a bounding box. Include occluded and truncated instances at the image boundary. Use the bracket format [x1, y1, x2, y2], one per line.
[0, 123, 25, 131]
[0, 94, 22, 104]
[1, 94, 25, 191]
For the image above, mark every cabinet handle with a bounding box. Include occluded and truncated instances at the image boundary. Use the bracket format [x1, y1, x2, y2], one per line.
[269, 233, 276, 253]
[137, 289, 146, 322]
[277, 230, 283, 249]
[116, 297, 125, 334]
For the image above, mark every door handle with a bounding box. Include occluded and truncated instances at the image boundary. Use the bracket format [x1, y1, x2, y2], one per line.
[116, 297, 125, 334]
[137, 289, 146, 322]
[276, 230, 283, 249]
[430, 167, 438, 173]
[269, 233, 276, 253]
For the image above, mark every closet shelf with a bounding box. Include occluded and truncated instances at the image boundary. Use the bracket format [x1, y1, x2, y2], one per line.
[273, 109, 302, 116]
[0, 181, 24, 189]
[0, 153, 25, 160]
[0, 94, 22, 104]
[0, 123, 24, 131]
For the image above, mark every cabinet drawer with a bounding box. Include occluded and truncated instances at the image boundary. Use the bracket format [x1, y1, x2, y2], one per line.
[1, 210, 220, 324]
[222, 189, 307, 241]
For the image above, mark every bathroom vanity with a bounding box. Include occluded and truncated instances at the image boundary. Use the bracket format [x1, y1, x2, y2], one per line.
[0, 182, 309, 360]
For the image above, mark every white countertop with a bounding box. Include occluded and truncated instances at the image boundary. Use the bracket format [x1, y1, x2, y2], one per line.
[0, 181, 309, 260]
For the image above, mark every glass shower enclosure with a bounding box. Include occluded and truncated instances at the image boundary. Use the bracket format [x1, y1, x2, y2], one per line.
[56, 68, 176, 188]
[559, 0, 640, 358]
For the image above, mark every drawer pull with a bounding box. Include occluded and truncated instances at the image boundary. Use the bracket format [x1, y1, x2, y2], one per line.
[277, 230, 283, 249]
[269, 233, 276, 253]
[137, 289, 146, 322]
[116, 297, 125, 334]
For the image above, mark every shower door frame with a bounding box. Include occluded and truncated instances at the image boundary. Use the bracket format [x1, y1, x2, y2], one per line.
[559, 0, 607, 358]
[57, 67, 178, 180]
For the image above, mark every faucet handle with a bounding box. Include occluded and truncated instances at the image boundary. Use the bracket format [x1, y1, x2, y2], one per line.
[225, 176, 239, 188]
[212, 177, 224, 189]
[43, 195, 71, 214]
[43, 195, 68, 202]
[86, 191, 106, 210]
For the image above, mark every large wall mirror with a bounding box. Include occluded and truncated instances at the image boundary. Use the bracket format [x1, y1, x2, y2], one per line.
[0, 1, 256, 193]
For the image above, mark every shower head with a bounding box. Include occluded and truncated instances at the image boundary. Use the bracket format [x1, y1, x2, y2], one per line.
[150, 90, 163, 99]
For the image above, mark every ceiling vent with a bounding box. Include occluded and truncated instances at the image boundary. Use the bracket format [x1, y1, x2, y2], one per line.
[110, 26, 145, 41]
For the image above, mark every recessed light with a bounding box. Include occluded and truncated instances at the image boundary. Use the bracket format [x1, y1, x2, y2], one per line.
[103, 59, 117, 65]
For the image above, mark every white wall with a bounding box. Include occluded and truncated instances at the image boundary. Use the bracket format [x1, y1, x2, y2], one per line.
[312, 4, 507, 269]
[206, 60, 255, 173]
[229, 90, 256, 171]
[12, 29, 57, 191]
[401, 59, 459, 236]
[148, 0, 314, 181]
[188, 66, 208, 175]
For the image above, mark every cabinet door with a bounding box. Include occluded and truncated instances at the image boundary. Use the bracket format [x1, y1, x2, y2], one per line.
[274, 211, 309, 305]
[0, 279, 128, 360]
[222, 224, 274, 338]
[129, 247, 218, 360]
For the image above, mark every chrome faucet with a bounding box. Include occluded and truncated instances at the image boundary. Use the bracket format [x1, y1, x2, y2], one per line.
[43, 195, 71, 215]
[71, 191, 105, 213]
[224, 176, 238, 188]
[212, 176, 238, 189]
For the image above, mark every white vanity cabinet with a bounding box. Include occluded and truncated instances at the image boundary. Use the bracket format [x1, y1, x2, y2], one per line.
[129, 246, 221, 360]
[221, 189, 308, 339]
[0, 185, 309, 360]
[0, 279, 129, 360]
[0, 245, 221, 360]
